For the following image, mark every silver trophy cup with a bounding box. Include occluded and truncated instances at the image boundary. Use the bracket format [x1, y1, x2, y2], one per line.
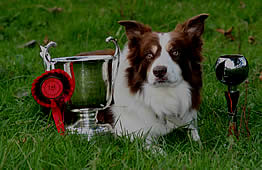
[40, 37, 120, 139]
[215, 54, 248, 137]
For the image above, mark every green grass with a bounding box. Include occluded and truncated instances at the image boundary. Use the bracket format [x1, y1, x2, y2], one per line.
[1, 0, 262, 169]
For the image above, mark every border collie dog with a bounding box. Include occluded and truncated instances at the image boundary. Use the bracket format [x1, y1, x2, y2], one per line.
[109, 14, 208, 143]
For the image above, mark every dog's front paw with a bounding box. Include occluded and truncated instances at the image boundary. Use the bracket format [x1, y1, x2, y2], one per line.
[191, 129, 200, 141]
[97, 123, 113, 133]
[146, 145, 166, 156]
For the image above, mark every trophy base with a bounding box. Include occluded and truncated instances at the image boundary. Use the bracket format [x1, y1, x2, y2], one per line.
[65, 108, 112, 140]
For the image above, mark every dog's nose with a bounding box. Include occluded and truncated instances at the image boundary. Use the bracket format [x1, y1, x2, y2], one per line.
[153, 66, 167, 78]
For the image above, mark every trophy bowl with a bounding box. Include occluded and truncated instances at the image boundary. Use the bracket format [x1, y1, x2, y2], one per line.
[215, 54, 249, 86]
[39, 37, 120, 138]
[53, 55, 113, 109]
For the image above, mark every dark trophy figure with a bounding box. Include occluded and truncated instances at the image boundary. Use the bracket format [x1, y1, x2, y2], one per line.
[215, 54, 249, 137]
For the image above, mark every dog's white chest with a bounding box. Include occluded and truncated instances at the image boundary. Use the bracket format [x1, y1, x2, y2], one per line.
[143, 82, 192, 119]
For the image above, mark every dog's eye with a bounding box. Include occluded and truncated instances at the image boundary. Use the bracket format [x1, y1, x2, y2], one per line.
[146, 53, 154, 60]
[171, 49, 180, 56]
[169, 48, 181, 60]
[172, 50, 179, 56]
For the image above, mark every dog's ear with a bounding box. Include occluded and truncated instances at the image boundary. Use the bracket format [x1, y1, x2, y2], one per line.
[175, 13, 209, 37]
[118, 20, 152, 42]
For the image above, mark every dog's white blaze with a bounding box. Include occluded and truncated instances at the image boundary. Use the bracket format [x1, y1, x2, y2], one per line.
[151, 45, 158, 55]
[147, 33, 183, 86]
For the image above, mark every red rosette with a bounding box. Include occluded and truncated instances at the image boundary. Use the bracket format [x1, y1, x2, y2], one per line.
[31, 68, 75, 134]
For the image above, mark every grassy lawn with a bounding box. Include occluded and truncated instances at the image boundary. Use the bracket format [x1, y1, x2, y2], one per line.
[0, 0, 262, 169]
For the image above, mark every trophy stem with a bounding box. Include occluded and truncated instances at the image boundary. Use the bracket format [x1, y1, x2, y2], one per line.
[81, 109, 97, 130]
[224, 89, 239, 138]
[66, 109, 111, 140]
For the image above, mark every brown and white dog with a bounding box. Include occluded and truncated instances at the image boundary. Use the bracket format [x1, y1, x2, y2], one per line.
[104, 14, 208, 143]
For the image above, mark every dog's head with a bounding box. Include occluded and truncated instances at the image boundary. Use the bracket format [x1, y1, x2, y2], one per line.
[119, 14, 208, 108]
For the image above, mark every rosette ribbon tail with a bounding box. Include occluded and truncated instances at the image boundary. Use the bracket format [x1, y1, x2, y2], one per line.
[51, 99, 65, 135]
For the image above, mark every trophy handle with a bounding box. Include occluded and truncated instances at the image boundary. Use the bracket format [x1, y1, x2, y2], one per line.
[40, 41, 57, 71]
[106, 36, 120, 93]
